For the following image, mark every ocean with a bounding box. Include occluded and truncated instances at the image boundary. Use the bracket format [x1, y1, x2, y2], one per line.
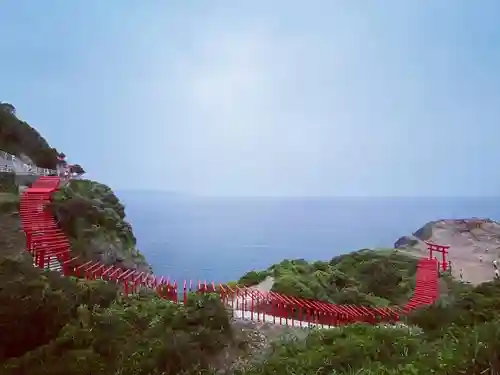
[117, 194, 500, 284]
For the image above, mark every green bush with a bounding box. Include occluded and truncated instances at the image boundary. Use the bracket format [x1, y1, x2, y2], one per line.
[49, 179, 146, 269]
[238, 270, 269, 286]
[239, 250, 418, 307]
[0, 255, 118, 361]
[236, 276, 500, 375]
[0, 254, 232, 375]
[0, 172, 17, 194]
[406, 279, 500, 336]
[0, 193, 18, 214]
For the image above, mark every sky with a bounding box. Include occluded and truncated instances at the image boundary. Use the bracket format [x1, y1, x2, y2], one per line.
[1, 1, 500, 197]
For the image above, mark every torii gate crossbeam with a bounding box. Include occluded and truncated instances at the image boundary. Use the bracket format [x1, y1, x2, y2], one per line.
[425, 241, 450, 272]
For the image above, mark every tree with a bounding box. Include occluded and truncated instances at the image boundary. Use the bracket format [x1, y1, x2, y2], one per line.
[0, 102, 15, 116]
[69, 164, 85, 176]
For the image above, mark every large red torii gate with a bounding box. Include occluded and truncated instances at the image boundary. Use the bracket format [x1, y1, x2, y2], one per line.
[425, 241, 449, 272]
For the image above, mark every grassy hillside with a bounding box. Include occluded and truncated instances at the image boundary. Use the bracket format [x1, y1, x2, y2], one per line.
[239, 249, 418, 306]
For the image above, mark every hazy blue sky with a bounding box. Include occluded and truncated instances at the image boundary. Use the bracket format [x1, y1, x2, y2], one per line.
[1, 1, 499, 196]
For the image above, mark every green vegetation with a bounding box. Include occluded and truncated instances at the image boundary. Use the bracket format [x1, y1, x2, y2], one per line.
[238, 278, 500, 375]
[0, 172, 19, 213]
[3, 231, 500, 375]
[0, 102, 61, 168]
[232, 250, 500, 374]
[49, 179, 150, 271]
[0, 172, 17, 194]
[0, 252, 233, 375]
[0, 193, 19, 214]
[238, 249, 418, 306]
[0, 192, 231, 374]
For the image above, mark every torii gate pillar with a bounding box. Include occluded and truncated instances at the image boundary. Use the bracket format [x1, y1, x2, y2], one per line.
[425, 241, 450, 272]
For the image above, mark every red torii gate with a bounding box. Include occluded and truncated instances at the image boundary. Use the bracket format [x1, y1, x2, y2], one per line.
[425, 241, 449, 272]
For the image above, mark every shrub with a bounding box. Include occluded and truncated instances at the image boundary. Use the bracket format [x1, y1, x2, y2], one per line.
[0, 256, 232, 375]
[0, 172, 17, 194]
[238, 270, 269, 286]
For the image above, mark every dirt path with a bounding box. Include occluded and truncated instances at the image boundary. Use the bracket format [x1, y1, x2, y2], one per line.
[253, 276, 274, 293]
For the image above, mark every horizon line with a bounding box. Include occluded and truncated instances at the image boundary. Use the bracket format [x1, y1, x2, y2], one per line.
[115, 191, 500, 199]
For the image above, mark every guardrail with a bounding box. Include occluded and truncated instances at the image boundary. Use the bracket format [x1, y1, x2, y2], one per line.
[0, 165, 55, 176]
[0, 150, 58, 176]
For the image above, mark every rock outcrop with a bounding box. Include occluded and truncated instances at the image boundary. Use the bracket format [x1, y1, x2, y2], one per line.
[395, 218, 500, 284]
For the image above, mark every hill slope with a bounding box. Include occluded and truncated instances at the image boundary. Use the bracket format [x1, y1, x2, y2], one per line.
[238, 249, 418, 307]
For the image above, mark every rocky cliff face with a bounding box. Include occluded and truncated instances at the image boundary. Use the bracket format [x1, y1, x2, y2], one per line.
[50, 179, 151, 273]
[395, 218, 500, 284]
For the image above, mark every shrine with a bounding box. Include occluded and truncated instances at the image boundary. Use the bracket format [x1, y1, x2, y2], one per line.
[425, 241, 450, 272]
[56, 153, 68, 177]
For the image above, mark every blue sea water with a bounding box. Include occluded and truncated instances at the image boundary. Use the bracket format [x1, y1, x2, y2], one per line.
[117, 194, 500, 284]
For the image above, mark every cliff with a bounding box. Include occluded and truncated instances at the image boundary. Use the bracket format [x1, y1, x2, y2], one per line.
[395, 218, 500, 284]
[50, 179, 151, 272]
